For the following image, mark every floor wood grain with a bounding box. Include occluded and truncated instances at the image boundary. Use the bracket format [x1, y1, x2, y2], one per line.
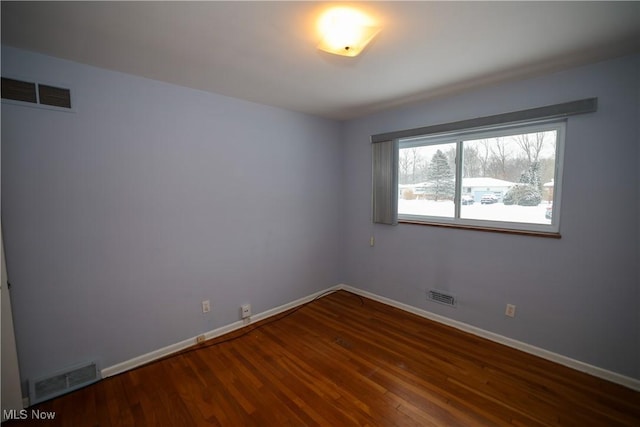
[6, 290, 640, 426]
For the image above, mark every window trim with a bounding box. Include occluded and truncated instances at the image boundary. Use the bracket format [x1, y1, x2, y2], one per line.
[372, 98, 596, 143]
[398, 219, 563, 238]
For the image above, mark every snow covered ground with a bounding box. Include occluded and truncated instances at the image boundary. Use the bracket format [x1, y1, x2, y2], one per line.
[398, 199, 552, 225]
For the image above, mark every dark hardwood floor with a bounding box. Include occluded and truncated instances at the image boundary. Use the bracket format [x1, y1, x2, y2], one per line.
[6, 290, 640, 426]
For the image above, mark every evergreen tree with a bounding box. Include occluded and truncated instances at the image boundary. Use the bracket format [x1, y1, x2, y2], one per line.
[426, 150, 455, 201]
[519, 161, 541, 190]
[506, 161, 542, 206]
[503, 184, 542, 206]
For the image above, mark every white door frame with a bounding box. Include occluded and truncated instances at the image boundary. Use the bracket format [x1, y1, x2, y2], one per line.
[2, 227, 24, 419]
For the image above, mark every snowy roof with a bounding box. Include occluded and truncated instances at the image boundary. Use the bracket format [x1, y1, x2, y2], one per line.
[462, 177, 516, 187]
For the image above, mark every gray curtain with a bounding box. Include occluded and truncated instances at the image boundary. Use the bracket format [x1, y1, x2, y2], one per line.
[372, 139, 398, 225]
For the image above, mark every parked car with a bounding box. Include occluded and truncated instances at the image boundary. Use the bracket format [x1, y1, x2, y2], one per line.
[545, 205, 553, 219]
[481, 194, 498, 204]
[461, 195, 474, 205]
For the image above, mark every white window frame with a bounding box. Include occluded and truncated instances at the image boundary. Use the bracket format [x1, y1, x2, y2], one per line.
[397, 120, 566, 235]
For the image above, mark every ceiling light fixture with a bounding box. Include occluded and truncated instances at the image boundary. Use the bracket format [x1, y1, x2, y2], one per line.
[317, 7, 380, 57]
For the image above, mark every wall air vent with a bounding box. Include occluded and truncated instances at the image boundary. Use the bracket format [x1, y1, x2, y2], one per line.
[38, 84, 72, 108]
[427, 289, 457, 307]
[1, 77, 72, 110]
[1, 77, 36, 103]
[29, 361, 100, 404]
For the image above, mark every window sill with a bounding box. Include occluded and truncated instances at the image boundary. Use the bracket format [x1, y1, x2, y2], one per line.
[398, 220, 561, 238]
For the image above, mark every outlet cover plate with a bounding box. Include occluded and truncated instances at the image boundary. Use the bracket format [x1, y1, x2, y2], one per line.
[241, 304, 251, 318]
[202, 300, 211, 313]
[505, 304, 516, 317]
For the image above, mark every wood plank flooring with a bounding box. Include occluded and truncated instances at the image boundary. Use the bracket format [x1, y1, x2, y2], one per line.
[6, 290, 640, 426]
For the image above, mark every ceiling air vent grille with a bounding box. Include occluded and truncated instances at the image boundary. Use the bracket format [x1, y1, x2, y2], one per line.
[2, 77, 72, 109]
[29, 361, 100, 404]
[427, 289, 457, 307]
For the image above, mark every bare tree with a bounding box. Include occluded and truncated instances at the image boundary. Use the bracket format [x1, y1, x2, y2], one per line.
[409, 147, 422, 184]
[490, 137, 508, 179]
[515, 132, 545, 166]
[477, 139, 491, 177]
[399, 149, 412, 184]
[463, 146, 480, 177]
[399, 147, 425, 184]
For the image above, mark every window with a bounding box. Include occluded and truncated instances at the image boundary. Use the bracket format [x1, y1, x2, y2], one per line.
[398, 121, 564, 234]
[371, 98, 598, 236]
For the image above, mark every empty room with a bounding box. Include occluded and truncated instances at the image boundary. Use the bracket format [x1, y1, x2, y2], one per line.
[1, 1, 639, 425]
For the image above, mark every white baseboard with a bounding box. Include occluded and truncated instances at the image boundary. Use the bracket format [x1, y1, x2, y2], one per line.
[101, 285, 342, 378]
[338, 284, 640, 392]
[102, 283, 639, 392]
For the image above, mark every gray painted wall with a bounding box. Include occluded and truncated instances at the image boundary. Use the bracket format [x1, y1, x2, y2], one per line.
[343, 53, 640, 379]
[1, 47, 344, 387]
[2, 45, 639, 394]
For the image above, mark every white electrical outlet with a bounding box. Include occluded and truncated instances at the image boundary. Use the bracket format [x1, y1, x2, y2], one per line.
[241, 304, 251, 319]
[202, 300, 211, 313]
[369, 236, 375, 247]
[505, 303, 516, 318]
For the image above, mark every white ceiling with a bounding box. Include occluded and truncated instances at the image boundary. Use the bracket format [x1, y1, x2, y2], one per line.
[2, 1, 639, 120]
